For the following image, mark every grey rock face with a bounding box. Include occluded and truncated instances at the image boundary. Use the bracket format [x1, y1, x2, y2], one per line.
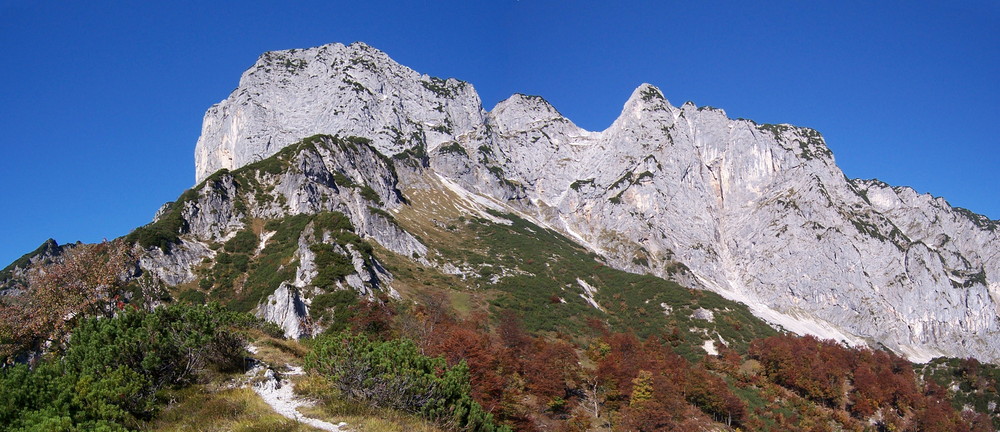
[192, 43, 1000, 361]
[195, 42, 486, 183]
[479, 86, 1000, 361]
[0, 238, 66, 293]
[693, 308, 715, 322]
[137, 239, 214, 286]
[257, 282, 309, 339]
[192, 134, 423, 259]
[182, 175, 246, 242]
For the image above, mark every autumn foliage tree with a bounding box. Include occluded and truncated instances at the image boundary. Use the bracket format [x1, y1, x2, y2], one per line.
[592, 332, 747, 430]
[0, 240, 131, 362]
[749, 334, 988, 431]
[380, 294, 582, 431]
[748, 335, 853, 406]
[319, 289, 995, 431]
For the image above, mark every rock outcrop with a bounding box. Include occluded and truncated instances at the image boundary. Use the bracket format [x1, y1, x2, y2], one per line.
[257, 282, 310, 339]
[0, 239, 66, 294]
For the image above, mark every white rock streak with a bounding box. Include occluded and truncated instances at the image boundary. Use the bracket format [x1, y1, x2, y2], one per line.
[702, 340, 718, 356]
[577, 278, 604, 312]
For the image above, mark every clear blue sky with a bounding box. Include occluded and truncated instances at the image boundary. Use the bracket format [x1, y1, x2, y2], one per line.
[1, 1, 997, 266]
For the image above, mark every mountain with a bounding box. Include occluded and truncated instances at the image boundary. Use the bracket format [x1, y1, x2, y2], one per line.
[5, 41, 1000, 432]
[187, 41, 999, 363]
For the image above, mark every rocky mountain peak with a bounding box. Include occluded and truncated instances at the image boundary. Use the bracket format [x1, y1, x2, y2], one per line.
[601, 83, 677, 138]
[489, 93, 577, 135]
[194, 42, 485, 182]
[624, 83, 672, 111]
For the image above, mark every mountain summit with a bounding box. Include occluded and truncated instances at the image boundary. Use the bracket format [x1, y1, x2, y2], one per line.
[191, 42, 1000, 362]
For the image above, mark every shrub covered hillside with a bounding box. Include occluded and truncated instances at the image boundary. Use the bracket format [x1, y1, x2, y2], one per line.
[0, 243, 995, 430]
[307, 332, 510, 432]
[919, 357, 1000, 428]
[0, 304, 269, 431]
[292, 293, 993, 432]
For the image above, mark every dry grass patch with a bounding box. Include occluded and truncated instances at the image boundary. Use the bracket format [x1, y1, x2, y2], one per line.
[245, 331, 310, 368]
[293, 374, 445, 432]
[148, 385, 323, 432]
[395, 178, 493, 258]
[370, 242, 495, 320]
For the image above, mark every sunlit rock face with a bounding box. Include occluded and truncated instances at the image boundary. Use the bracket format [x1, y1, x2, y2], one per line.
[194, 42, 1000, 361]
[195, 42, 486, 183]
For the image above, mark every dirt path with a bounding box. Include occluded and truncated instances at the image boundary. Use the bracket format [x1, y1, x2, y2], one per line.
[247, 345, 347, 431]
